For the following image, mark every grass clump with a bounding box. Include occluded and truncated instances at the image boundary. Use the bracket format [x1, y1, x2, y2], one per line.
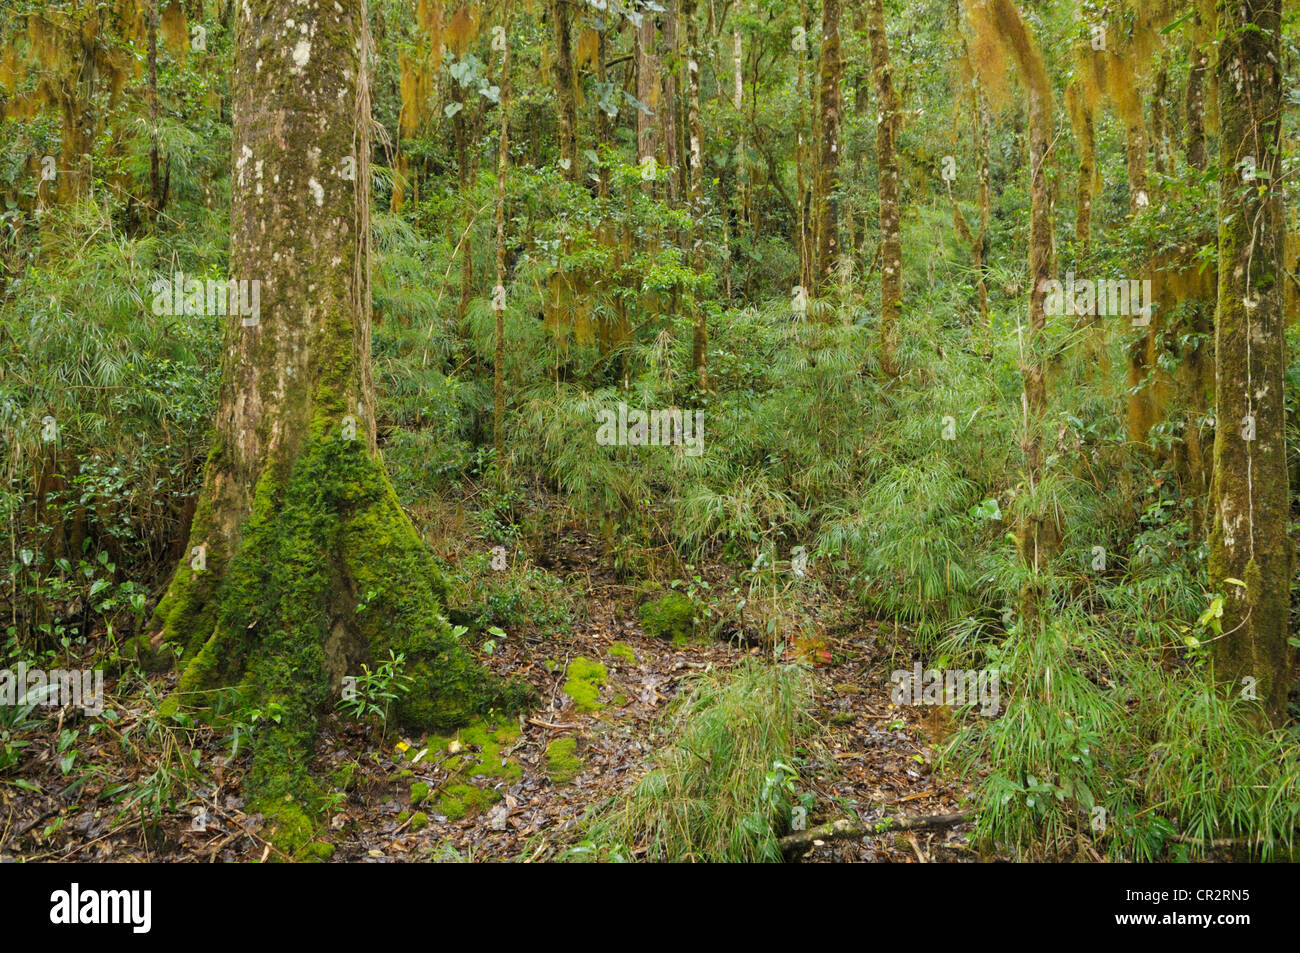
[581, 660, 815, 862]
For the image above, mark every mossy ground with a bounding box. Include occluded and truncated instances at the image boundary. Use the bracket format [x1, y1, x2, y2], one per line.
[420, 718, 523, 819]
[562, 657, 608, 712]
[637, 593, 697, 644]
[607, 642, 637, 664]
[545, 737, 583, 784]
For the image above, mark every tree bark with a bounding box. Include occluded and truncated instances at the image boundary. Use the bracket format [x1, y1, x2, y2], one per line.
[1208, 0, 1290, 726]
[813, 0, 843, 292]
[551, 0, 579, 182]
[682, 0, 707, 387]
[141, 0, 526, 833]
[866, 0, 901, 378]
[493, 6, 512, 466]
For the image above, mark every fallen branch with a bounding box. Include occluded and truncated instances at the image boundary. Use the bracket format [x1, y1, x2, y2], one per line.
[779, 810, 973, 858]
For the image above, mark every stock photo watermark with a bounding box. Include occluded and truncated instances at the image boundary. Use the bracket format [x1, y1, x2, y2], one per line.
[889, 663, 1001, 717]
[595, 403, 705, 457]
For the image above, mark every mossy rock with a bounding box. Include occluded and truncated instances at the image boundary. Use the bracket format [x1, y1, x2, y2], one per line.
[545, 737, 583, 785]
[638, 592, 697, 643]
[562, 657, 608, 712]
[607, 642, 637, 664]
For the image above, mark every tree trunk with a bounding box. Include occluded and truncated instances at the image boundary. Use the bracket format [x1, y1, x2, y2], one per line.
[866, 0, 900, 378]
[682, 0, 707, 387]
[493, 7, 512, 466]
[141, 0, 526, 837]
[1208, 0, 1290, 726]
[635, 10, 660, 196]
[1185, 26, 1208, 173]
[551, 0, 579, 182]
[813, 0, 843, 291]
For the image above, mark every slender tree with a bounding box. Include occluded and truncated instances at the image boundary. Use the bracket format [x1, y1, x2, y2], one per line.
[813, 0, 844, 290]
[867, 0, 901, 377]
[1208, 0, 1290, 725]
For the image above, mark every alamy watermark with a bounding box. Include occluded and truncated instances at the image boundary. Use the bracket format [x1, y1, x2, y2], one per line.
[1042, 271, 1153, 326]
[890, 662, 1001, 716]
[595, 402, 704, 457]
[0, 663, 103, 716]
[151, 271, 262, 326]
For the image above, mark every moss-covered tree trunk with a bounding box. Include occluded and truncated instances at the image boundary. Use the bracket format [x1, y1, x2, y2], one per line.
[1208, 0, 1290, 726]
[866, 0, 900, 378]
[142, 0, 526, 832]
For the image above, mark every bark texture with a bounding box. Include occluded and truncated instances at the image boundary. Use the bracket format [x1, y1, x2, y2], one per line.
[141, 0, 528, 836]
[1208, 0, 1290, 726]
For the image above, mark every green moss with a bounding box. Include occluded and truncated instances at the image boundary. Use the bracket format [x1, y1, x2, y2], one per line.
[425, 719, 523, 782]
[330, 763, 358, 792]
[397, 810, 411, 824]
[611, 693, 629, 707]
[436, 782, 499, 821]
[157, 427, 533, 813]
[303, 840, 335, 860]
[608, 642, 637, 664]
[546, 737, 583, 784]
[563, 657, 608, 713]
[638, 593, 696, 642]
[410, 781, 430, 806]
[410, 811, 429, 831]
[259, 800, 334, 862]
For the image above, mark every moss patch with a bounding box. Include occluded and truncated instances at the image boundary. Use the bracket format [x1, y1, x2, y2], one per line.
[425, 719, 523, 782]
[546, 737, 583, 784]
[563, 656, 608, 712]
[410, 811, 429, 831]
[436, 782, 499, 821]
[410, 781, 430, 806]
[638, 593, 696, 643]
[607, 642, 637, 664]
[421, 718, 522, 819]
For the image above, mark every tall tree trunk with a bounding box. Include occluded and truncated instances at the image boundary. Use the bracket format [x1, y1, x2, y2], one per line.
[636, 9, 660, 196]
[493, 6, 513, 466]
[973, 83, 991, 332]
[1208, 0, 1290, 726]
[141, 0, 525, 834]
[147, 0, 162, 217]
[1185, 25, 1208, 173]
[813, 0, 843, 292]
[1179, 30, 1212, 541]
[453, 80, 474, 320]
[866, 0, 900, 378]
[660, 5, 680, 203]
[551, 0, 579, 182]
[682, 0, 707, 387]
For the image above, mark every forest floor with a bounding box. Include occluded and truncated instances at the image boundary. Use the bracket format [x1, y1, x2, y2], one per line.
[1, 518, 977, 863]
